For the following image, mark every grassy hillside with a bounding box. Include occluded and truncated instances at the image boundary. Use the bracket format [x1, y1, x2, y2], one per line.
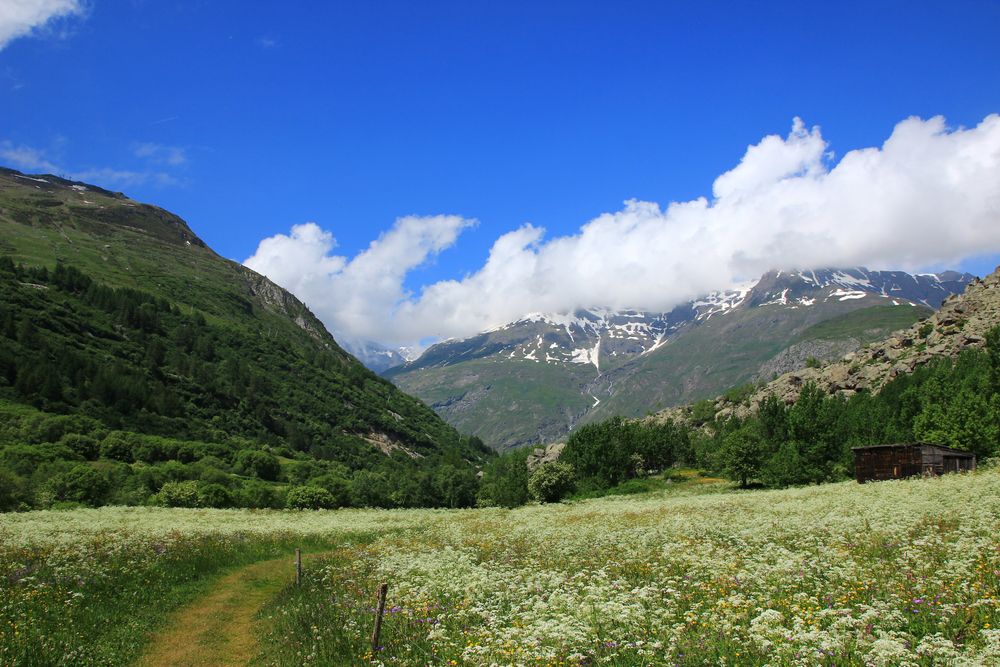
[793, 303, 933, 344]
[389, 356, 598, 448]
[0, 168, 490, 510]
[3, 468, 999, 665]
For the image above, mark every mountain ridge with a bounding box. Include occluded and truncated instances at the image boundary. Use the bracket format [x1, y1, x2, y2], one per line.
[386, 267, 973, 450]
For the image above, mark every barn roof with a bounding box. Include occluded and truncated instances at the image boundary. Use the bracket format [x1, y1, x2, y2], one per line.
[851, 442, 976, 456]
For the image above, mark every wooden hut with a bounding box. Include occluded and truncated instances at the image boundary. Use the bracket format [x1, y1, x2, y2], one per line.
[852, 443, 976, 483]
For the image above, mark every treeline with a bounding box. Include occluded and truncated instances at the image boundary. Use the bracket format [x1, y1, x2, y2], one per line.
[478, 325, 1000, 505]
[0, 406, 480, 511]
[0, 258, 489, 511]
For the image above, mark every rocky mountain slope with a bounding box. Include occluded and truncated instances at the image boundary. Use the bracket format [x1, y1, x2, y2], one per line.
[387, 268, 973, 450]
[652, 264, 1000, 426]
[0, 167, 489, 471]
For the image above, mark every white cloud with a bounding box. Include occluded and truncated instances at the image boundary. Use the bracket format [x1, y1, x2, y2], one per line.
[71, 167, 181, 188]
[0, 139, 185, 188]
[244, 215, 475, 345]
[133, 142, 187, 166]
[245, 114, 1000, 350]
[0, 140, 60, 171]
[0, 0, 85, 51]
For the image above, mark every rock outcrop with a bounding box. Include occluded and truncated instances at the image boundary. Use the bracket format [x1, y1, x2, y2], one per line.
[526, 442, 567, 470]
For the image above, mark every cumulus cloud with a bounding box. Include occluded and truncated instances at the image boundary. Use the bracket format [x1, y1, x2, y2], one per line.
[0, 0, 85, 50]
[244, 215, 475, 344]
[245, 114, 1000, 350]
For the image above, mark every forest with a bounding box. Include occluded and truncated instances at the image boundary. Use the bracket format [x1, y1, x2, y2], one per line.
[0, 258, 488, 511]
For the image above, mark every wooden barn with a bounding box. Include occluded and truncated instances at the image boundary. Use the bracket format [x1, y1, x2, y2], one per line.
[852, 443, 976, 483]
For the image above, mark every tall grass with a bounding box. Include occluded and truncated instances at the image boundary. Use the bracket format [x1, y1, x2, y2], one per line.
[255, 472, 1000, 666]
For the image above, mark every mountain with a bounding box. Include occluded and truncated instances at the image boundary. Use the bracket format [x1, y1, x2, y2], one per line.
[386, 268, 974, 450]
[652, 263, 1000, 426]
[342, 340, 414, 373]
[0, 167, 490, 509]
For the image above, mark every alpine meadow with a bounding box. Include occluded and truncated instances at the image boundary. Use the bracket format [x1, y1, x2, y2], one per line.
[3, 2, 1000, 666]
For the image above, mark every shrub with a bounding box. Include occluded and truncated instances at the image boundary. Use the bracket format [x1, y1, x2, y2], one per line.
[197, 483, 232, 508]
[157, 480, 201, 507]
[286, 485, 336, 510]
[48, 465, 110, 506]
[58, 434, 99, 460]
[528, 462, 575, 503]
[236, 449, 281, 481]
[0, 443, 80, 476]
[100, 432, 137, 462]
[690, 399, 717, 425]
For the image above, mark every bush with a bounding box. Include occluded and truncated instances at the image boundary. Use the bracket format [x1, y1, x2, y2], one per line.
[157, 480, 201, 507]
[235, 479, 279, 509]
[100, 432, 137, 462]
[528, 462, 575, 503]
[690, 399, 717, 426]
[48, 464, 110, 506]
[351, 470, 391, 508]
[0, 469, 29, 511]
[58, 434, 99, 460]
[0, 443, 80, 476]
[236, 449, 281, 481]
[197, 483, 232, 508]
[285, 485, 336, 510]
[311, 473, 352, 508]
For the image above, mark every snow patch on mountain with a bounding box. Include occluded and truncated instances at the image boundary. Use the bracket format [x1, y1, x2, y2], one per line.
[385, 267, 977, 377]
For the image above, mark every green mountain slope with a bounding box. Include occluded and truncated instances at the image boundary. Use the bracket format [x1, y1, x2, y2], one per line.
[586, 300, 934, 424]
[0, 168, 489, 510]
[387, 356, 599, 448]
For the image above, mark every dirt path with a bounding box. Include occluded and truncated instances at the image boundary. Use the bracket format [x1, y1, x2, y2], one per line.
[136, 552, 309, 667]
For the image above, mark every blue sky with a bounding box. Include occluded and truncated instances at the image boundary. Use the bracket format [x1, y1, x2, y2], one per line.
[2, 1, 1000, 348]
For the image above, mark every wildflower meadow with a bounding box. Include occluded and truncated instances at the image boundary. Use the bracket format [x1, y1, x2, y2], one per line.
[3, 470, 999, 665]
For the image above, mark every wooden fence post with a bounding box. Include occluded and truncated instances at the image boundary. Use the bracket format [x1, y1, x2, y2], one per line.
[295, 548, 302, 587]
[371, 582, 389, 652]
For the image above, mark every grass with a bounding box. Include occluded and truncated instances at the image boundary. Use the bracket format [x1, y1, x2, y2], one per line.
[793, 304, 933, 345]
[568, 467, 731, 500]
[4, 470, 1000, 665]
[0, 526, 340, 666]
[138, 553, 325, 667]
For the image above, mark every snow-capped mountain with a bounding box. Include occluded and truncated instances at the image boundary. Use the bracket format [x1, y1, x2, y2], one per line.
[384, 268, 975, 451]
[391, 268, 973, 377]
[341, 340, 417, 373]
